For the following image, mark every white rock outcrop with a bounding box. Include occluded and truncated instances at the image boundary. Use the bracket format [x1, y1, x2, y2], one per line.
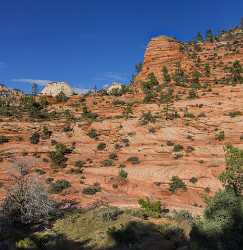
[41, 81, 74, 97]
[105, 82, 123, 94]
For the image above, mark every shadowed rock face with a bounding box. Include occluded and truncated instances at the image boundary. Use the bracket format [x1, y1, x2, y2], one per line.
[41, 81, 74, 97]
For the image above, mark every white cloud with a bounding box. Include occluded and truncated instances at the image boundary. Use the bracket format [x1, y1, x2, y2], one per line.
[94, 72, 128, 82]
[11, 78, 52, 86]
[73, 87, 91, 95]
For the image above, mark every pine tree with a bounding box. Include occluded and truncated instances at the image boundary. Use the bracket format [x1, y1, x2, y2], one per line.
[162, 66, 171, 86]
[173, 62, 188, 86]
[196, 32, 203, 42]
[240, 17, 243, 29]
[206, 29, 214, 42]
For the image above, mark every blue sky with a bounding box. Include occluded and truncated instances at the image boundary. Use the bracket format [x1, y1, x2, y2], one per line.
[0, 0, 243, 93]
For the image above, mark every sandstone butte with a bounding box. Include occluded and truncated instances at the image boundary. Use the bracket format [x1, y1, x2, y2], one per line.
[1, 27, 243, 215]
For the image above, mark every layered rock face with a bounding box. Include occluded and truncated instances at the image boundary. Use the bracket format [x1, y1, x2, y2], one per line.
[135, 36, 184, 84]
[134, 29, 243, 87]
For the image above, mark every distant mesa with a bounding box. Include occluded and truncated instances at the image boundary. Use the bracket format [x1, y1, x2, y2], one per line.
[41, 81, 74, 97]
[0, 83, 23, 97]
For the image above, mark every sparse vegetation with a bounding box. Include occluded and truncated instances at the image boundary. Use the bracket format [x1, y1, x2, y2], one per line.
[87, 128, 99, 139]
[49, 179, 71, 193]
[82, 183, 101, 195]
[229, 110, 242, 118]
[49, 143, 72, 167]
[138, 197, 162, 214]
[215, 130, 225, 141]
[0, 135, 9, 144]
[30, 132, 40, 144]
[190, 177, 198, 184]
[127, 156, 140, 165]
[119, 168, 128, 179]
[173, 144, 184, 152]
[169, 176, 187, 193]
[142, 73, 160, 103]
[140, 111, 156, 125]
[97, 142, 106, 150]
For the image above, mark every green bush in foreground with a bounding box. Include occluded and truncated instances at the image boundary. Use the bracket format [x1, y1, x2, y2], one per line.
[138, 197, 162, 214]
[190, 144, 243, 250]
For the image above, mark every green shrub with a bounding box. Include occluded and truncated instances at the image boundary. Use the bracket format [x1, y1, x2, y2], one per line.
[102, 159, 114, 167]
[75, 160, 85, 168]
[119, 168, 128, 179]
[190, 177, 198, 184]
[112, 99, 126, 106]
[82, 105, 98, 121]
[87, 129, 99, 139]
[215, 130, 225, 141]
[82, 184, 101, 195]
[173, 62, 188, 86]
[49, 179, 71, 193]
[127, 156, 140, 165]
[184, 111, 195, 118]
[49, 143, 71, 167]
[138, 197, 161, 214]
[188, 88, 198, 99]
[229, 111, 242, 118]
[63, 125, 72, 132]
[228, 60, 243, 84]
[109, 153, 118, 160]
[46, 177, 54, 184]
[142, 73, 159, 94]
[42, 126, 52, 139]
[97, 142, 106, 150]
[0, 135, 9, 144]
[162, 66, 171, 85]
[140, 111, 156, 125]
[169, 176, 187, 193]
[101, 207, 122, 222]
[173, 144, 184, 152]
[34, 168, 46, 175]
[190, 190, 243, 250]
[16, 238, 37, 249]
[30, 132, 40, 144]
